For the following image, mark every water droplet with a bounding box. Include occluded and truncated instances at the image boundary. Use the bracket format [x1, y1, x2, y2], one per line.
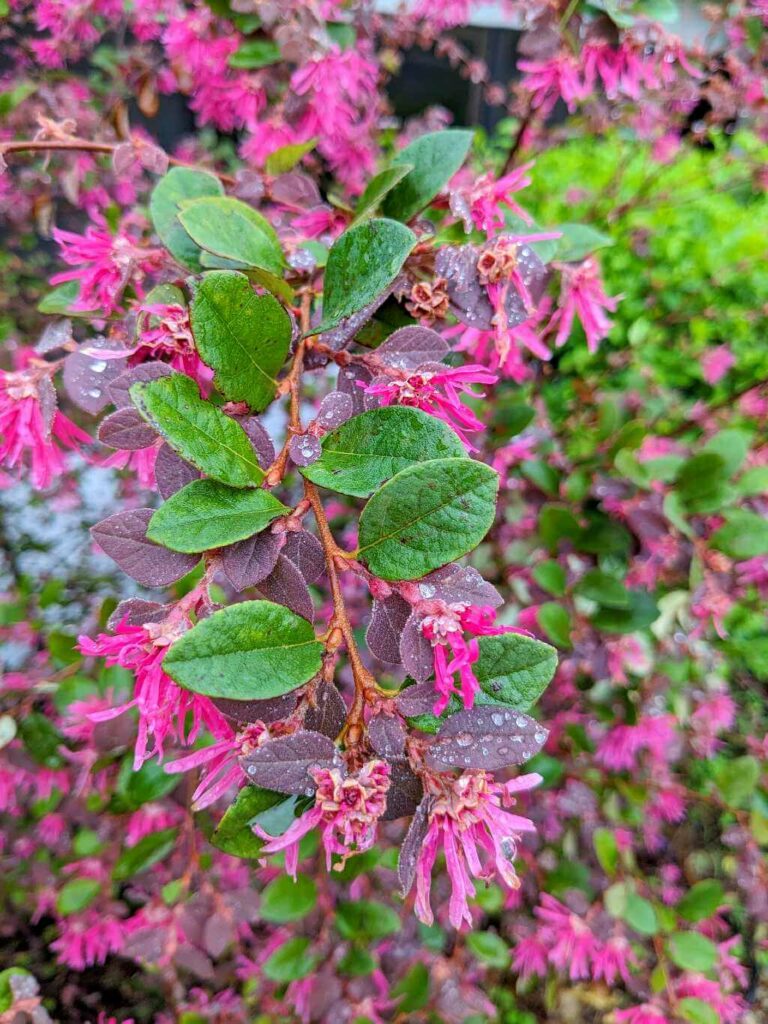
[419, 583, 436, 598]
[455, 733, 472, 747]
[87, 388, 102, 398]
[515, 715, 527, 728]
[247, 765, 256, 775]
[497, 745, 509, 756]
[491, 712, 504, 727]
[90, 360, 108, 373]
[501, 836, 517, 859]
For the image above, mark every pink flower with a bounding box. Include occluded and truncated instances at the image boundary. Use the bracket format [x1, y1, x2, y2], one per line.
[518, 55, 587, 117]
[51, 912, 126, 969]
[702, 345, 735, 385]
[691, 692, 736, 756]
[615, 1004, 669, 1024]
[591, 935, 636, 985]
[512, 933, 549, 979]
[101, 442, 160, 490]
[165, 721, 270, 811]
[255, 760, 390, 876]
[135, 303, 201, 375]
[364, 364, 497, 450]
[413, 772, 540, 929]
[550, 257, 619, 354]
[535, 895, 598, 980]
[467, 163, 534, 236]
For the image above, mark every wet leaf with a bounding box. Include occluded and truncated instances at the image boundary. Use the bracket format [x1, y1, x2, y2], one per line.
[91, 509, 199, 587]
[382, 130, 474, 222]
[149, 167, 224, 271]
[240, 731, 342, 795]
[367, 594, 412, 664]
[425, 706, 548, 770]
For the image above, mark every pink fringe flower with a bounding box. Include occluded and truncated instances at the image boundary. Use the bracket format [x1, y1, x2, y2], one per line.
[550, 257, 619, 354]
[165, 720, 270, 811]
[466, 162, 534, 236]
[518, 54, 587, 117]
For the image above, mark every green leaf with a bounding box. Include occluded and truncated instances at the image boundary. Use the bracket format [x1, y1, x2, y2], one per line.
[538, 505, 583, 552]
[474, 633, 558, 709]
[622, 893, 658, 935]
[677, 880, 724, 922]
[575, 569, 630, 609]
[228, 38, 281, 69]
[678, 998, 719, 1024]
[263, 937, 318, 982]
[113, 827, 178, 881]
[532, 561, 567, 597]
[0, 970, 34, 1013]
[711, 510, 768, 560]
[178, 196, 284, 276]
[56, 878, 102, 916]
[520, 459, 560, 496]
[191, 271, 292, 411]
[537, 603, 572, 648]
[265, 138, 317, 175]
[555, 223, 614, 262]
[392, 963, 430, 1012]
[632, 0, 679, 24]
[702, 429, 751, 476]
[18, 712, 65, 767]
[336, 900, 401, 940]
[147, 479, 288, 553]
[130, 373, 265, 488]
[735, 465, 768, 497]
[211, 785, 287, 859]
[301, 406, 467, 498]
[115, 755, 179, 810]
[354, 164, 413, 222]
[466, 931, 510, 969]
[712, 755, 760, 808]
[591, 589, 658, 634]
[164, 600, 323, 700]
[149, 167, 223, 271]
[382, 129, 474, 222]
[674, 452, 729, 513]
[357, 458, 498, 581]
[260, 874, 317, 923]
[37, 280, 96, 316]
[317, 218, 416, 332]
[667, 932, 717, 973]
[593, 828, 619, 875]
[339, 947, 376, 976]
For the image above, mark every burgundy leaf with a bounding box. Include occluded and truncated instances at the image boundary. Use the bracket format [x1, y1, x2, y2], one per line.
[367, 594, 411, 665]
[315, 391, 354, 430]
[376, 326, 449, 371]
[289, 433, 321, 467]
[382, 759, 423, 821]
[233, 169, 266, 204]
[399, 613, 434, 682]
[91, 508, 198, 587]
[303, 683, 346, 738]
[336, 364, 374, 416]
[220, 530, 281, 592]
[98, 407, 158, 450]
[239, 416, 275, 469]
[317, 289, 392, 353]
[36, 318, 73, 355]
[109, 362, 173, 409]
[415, 564, 503, 609]
[36, 376, 58, 437]
[173, 945, 215, 980]
[112, 141, 137, 176]
[395, 680, 438, 718]
[270, 171, 321, 209]
[256, 554, 314, 622]
[212, 691, 299, 725]
[368, 713, 406, 759]
[281, 530, 325, 584]
[240, 731, 342, 795]
[108, 598, 167, 630]
[154, 443, 201, 499]
[425, 707, 549, 771]
[202, 913, 236, 959]
[397, 795, 434, 894]
[63, 342, 128, 414]
[138, 142, 170, 176]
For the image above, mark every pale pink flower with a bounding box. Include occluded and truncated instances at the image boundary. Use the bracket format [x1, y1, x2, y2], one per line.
[550, 257, 619, 354]
[691, 692, 736, 756]
[512, 933, 549, 980]
[702, 345, 735, 385]
[467, 163, 534, 235]
[535, 895, 599, 979]
[256, 760, 390, 876]
[414, 772, 540, 929]
[165, 721, 270, 810]
[518, 55, 587, 117]
[101, 442, 160, 490]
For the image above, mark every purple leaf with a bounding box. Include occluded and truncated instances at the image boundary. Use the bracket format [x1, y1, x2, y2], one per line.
[36, 318, 73, 355]
[36, 376, 58, 436]
[109, 362, 173, 409]
[382, 759, 423, 821]
[281, 530, 325, 584]
[138, 142, 170, 176]
[154, 443, 201, 499]
[63, 342, 128, 414]
[270, 171, 321, 209]
[256, 554, 314, 622]
[303, 683, 346, 738]
[367, 595, 411, 665]
[91, 508, 198, 587]
[398, 796, 434, 894]
[415, 564, 503, 609]
[336, 364, 374, 416]
[425, 707, 549, 771]
[202, 913, 236, 959]
[239, 416, 275, 469]
[317, 289, 392, 353]
[368, 714, 406, 759]
[315, 392, 354, 431]
[396, 681, 438, 718]
[108, 598, 167, 630]
[377, 326, 449, 371]
[233, 168, 266, 204]
[240, 731, 342, 795]
[112, 141, 137, 176]
[212, 691, 298, 725]
[289, 433, 321, 467]
[220, 530, 281, 592]
[98, 407, 158, 450]
[400, 613, 434, 682]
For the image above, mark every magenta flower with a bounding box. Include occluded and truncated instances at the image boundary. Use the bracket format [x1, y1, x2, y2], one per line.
[467, 162, 534, 236]
[50, 912, 126, 970]
[165, 721, 270, 811]
[363, 364, 497, 450]
[702, 344, 735, 385]
[615, 1004, 670, 1024]
[535, 895, 599, 980]
[255, 760, 391, 876]
[135, 302, 201, 376]
[550, 257, 619, 354]
[518, 55, 587, 117]
[413, 771, 540, 929]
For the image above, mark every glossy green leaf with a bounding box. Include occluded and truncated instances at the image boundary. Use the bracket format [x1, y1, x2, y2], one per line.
[575, 569, 630, 608]
[678, 998, 719, 1024]
[190, 271, 292, 411]
[211, 785, 287, 859]
[336, 900, 401, 940]
[532, 561, 567, 596]
[260, 874, 317, 923]
[382, 129, 474, 222]
[263, 937, 318, 982]
[622, 893, 658, 935]
[113, 827, 178, 881]
[474, 633, 557, 709]
[676, 880, 724, 922]
[228, 38, 281, 69]
[317, 218, 416, 332]
[357, 458, 498, 580]
[130, 373, 265, 488]
[301, 406, 467, 497]
[265, 138, 317, 175]
[164, 600, 323, 700]
[667, 932, 717, 973]
[711, 510, 768, 559]
[147, 479, 288, 553]
[56, 878, 101, 916]
[149, 167, 223, 270]
[537, 603, 572, 648]
[466, 931, 510, 969]
[593, 828, 619, 875]
[354, 163, 413, 222]
[114, 755, 179, 810]
[178, 196, 284, 275]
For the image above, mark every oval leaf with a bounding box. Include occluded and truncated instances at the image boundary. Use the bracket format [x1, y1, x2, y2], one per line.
[178, 195, 284, 275]
[425, 706, 548, 771]
[382, 129, 474, 222]
[149, 167, 224, 271]
[240, 731, 342, 795]
[473, 633, 558, 710]
[91, 509, 198, 588]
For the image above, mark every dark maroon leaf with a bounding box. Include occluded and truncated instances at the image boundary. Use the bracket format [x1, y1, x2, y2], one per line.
[212, 691, 298, 725]
[36, 318, 73, 355]
[316, 392, 354, 431]
[415, 564, 503, 609]
[154, 443, 201, 499]
[303, 683, 346, 738]
[256, 554, 314, 622]
[36, 376, 58, 436]
[367, 595, 411, 665]
[395, 681, 438, 718]
[98, 407, 158, 450]
[317, 288, 393, 352]
[382, 759, 423, 821]
[270, 171, 321, 208]
[336, 364, 374, 416]
[108, 598, 167, 630]
[220, 530, 281, 592]
[91, 508, 198, 587]
[376, 326, 449, 371]
[289, 433, 322, 467]
[63, 342, 128, 414]
[109, 362, 173, 408]
[398, 795, 433, 894]
[138, 142, 170, 176]
[368, 714, 406, 759]
[282, 530, 325, 584]
[239, 416, 276, 469]
[233, 168, 266, 204]
[173, 945, 215, 980]
[240, 731, 342, 795]
[400, 613, 434, 682]
[425, 707, 548, 771]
